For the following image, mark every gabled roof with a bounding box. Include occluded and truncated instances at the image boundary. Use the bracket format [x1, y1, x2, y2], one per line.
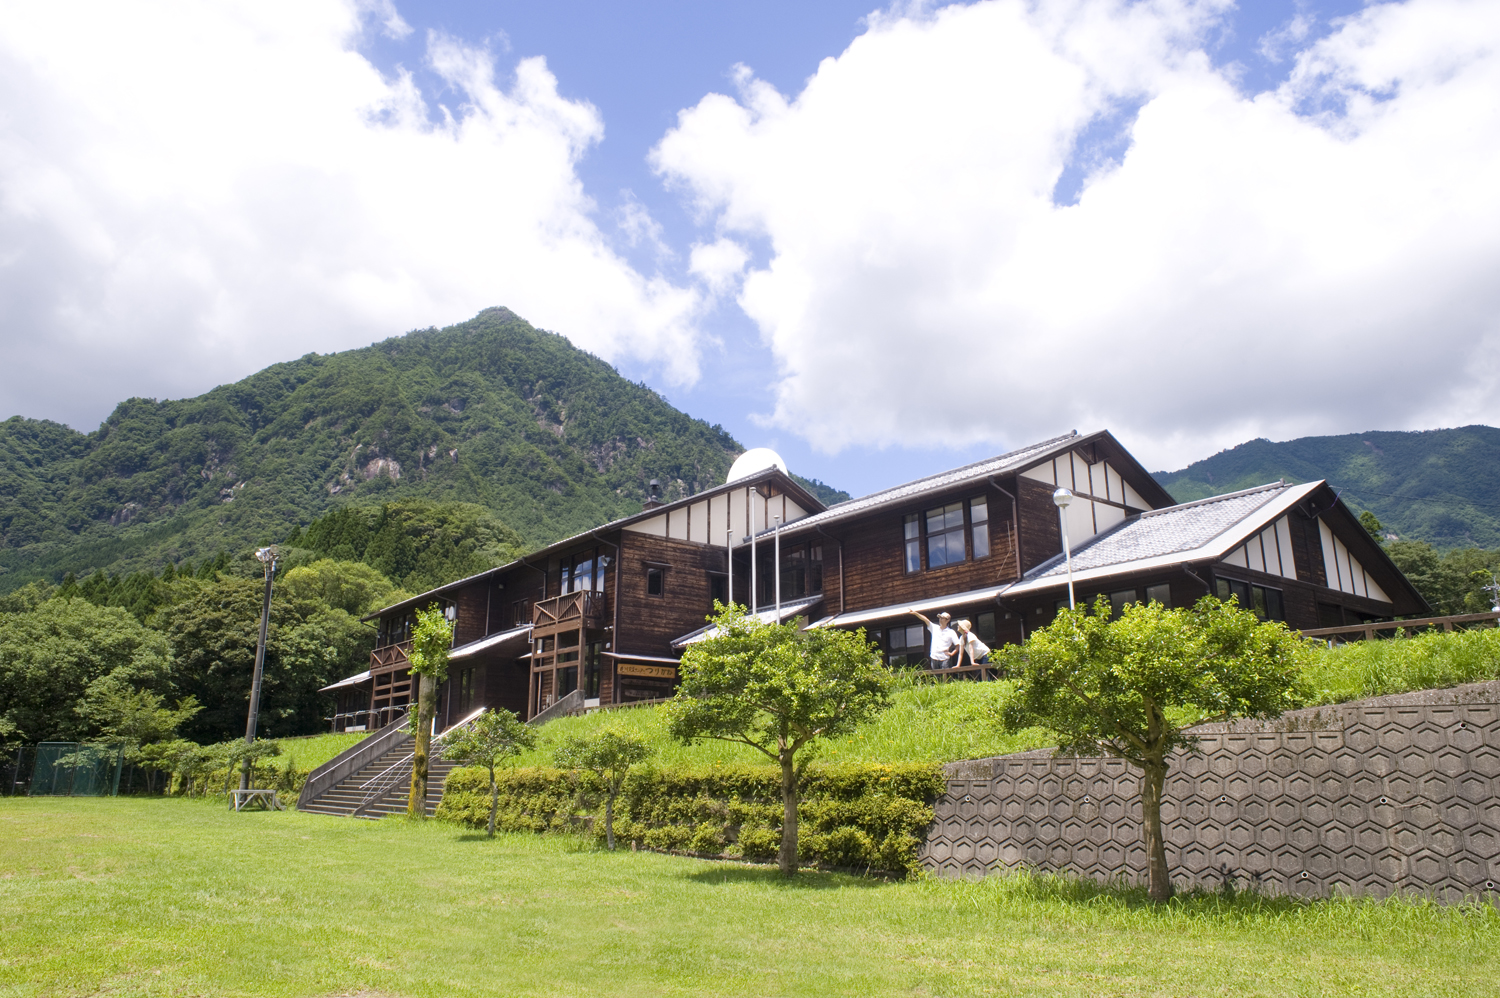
[1002, 480, 1319, 596]
[364, 465, 826, 620]
[771, 429, 1174, 540]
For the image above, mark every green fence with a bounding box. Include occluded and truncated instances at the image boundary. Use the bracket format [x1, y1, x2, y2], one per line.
[17, 743, 125, 796]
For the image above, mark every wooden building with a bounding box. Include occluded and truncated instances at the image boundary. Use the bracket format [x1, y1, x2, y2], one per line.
[325, 430, 1428, 727]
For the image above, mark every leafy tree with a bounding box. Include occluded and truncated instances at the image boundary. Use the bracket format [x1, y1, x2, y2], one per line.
[1386, 540, 1500, 615]
[1000, 596, 1309, 901]
[1359, 510, 1385, 544]
[157, 577, 372, 742]
[274, 558, 402, 616]
[666, 604, 892, 876]
[0, 596, 170, 744]
[553, 729, 652, 850]
[76, 676, 201, 789]
[405, 604, 452, 819]
[439, 709, 536, 837]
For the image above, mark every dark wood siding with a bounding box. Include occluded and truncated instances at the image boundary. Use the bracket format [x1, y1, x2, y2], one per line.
[616, 532, 722, 656]
[1018, 476, 1062, 573]
[1289, 512, 1328, 587]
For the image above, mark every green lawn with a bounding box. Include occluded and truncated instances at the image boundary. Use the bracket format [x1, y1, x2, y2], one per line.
[2, 799, 1496, 998]
[517, 676, 1051, 768]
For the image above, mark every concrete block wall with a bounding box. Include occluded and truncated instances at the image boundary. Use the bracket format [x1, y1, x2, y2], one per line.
[920, 681, 1500, 900]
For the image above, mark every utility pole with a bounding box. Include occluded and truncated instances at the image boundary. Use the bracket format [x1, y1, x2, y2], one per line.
[241, 546, 277, 792]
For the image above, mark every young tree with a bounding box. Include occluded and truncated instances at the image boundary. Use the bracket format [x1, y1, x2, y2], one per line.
[1000, 595, 1309, 901]
[77, 677, 202, 793]
[666, 604, 892, 876]
[405, 604, 453, 819]
[553, 729, 652, 850]
[439, 709, 536, 836]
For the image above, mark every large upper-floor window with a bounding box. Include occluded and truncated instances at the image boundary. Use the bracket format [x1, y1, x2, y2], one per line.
[777, 543, 824, 600]
[904, 496, 992, 573]
[561, 549, 610, 593]
[1216, 577, 1285, 621]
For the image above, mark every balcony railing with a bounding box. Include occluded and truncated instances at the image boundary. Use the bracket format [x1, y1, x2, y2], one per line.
[371, 640, 411, 673]
[532, 591, 608, 631]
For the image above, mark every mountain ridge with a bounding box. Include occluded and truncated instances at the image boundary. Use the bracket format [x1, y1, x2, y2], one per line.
[0, 308, 849, 592]
[1152, 426, 1500, 550]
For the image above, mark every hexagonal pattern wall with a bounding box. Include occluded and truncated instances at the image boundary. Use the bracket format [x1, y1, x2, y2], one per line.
[920, 681, 1500, 900]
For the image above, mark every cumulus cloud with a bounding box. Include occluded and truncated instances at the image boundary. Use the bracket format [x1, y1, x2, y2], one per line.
[653, 0, 1500, 469]
[688, 238, 750, 297]
[0, 1, 700, 429]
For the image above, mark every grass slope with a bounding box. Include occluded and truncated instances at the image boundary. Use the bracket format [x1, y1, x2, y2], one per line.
[1152, 426, 1500, 549]
[2, 799, 1496, 998]
[512, 677, 1052, 769]
[0, 307, 849, 592]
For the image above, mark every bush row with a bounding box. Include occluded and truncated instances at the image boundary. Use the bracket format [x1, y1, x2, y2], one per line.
[435, 762, 945, 876]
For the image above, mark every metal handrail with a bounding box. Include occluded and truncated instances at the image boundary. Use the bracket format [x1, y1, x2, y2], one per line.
[351, 752, 414, 817]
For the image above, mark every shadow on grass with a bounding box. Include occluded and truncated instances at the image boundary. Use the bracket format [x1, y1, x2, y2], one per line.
[938, 867, 1498, 919]
[682, 864, 888, 890]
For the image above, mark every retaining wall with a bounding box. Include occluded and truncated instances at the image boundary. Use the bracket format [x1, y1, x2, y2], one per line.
[921, 681, 1500, 900]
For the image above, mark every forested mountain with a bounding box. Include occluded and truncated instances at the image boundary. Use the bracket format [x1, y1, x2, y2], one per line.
[0, 307, 848, 592]
[1153, 426, 1500, 549]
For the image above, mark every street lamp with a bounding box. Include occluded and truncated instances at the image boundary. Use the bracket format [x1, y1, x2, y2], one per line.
[1052, 489, 1076, 611]
[241, 545, 277, 792]
[749, 487, 760, 615]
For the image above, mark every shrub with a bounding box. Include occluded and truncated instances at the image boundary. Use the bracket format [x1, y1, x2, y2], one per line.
[436, 761, 944, 876]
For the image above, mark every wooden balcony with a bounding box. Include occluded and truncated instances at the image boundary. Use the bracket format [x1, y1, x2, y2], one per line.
[532, 591, 608, 633]
[370, 640, 411, 674]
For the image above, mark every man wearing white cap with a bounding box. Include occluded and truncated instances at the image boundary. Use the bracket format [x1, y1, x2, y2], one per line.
[907, 609, 958, 670]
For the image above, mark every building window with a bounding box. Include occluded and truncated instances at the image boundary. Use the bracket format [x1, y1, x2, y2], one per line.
[1108, 589, 1138, 618]
[904, 496, 993, 573]
[782, 547, 807, 599]
[884, 624, 927, 668]
[1217, 578, 1285, 621]
[709, 573, 728, 606]
[970, 498, 990, 559]
[562, 549, 608, 593]
[1146, 583, 1171, 607]
[646, 567, 664, 597]
[810, 544, 824, 594]
[926, 502, 966, 569]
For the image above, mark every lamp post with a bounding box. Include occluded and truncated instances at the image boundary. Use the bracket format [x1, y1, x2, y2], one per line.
[241, 545, 277, 792]
[1052, 489, 1076, 611]
[774, 515, 783, 622]
[726, 519, 734, 609]
[749, 487, 760, 615]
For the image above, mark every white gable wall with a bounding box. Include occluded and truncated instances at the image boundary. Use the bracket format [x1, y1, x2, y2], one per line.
[1218, 517, 1299, 581]
[623, 483, 814, 546]
[1318, 521, 1391, 603]
[1022, 454, 1147, 555]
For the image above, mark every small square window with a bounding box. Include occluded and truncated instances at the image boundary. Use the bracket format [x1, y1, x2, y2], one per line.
[1145, 583, 1171, 607]
[646, 568, 664, 597]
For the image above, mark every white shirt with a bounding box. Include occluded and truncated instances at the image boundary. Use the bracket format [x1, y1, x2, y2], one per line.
[928, 623, 959, 661]
[959, 632, 990, 661]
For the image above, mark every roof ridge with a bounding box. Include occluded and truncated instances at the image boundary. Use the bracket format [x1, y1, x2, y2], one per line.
[1139, 480, 1293, 516]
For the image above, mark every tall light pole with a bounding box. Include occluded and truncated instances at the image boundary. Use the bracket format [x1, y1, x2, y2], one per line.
[774, 515, 783, 622]
[749, 487, 759, 615]
[241, 546, 277, 792]
[726, 519, 734, 609]
[1052, 489, 1076, 611]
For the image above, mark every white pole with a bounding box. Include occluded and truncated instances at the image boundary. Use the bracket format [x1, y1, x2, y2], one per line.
[1053, 488, 1076, 610]
[726, 519, 733, 609]
[774, 515, 783, 622]
[750, 487, 759, 615]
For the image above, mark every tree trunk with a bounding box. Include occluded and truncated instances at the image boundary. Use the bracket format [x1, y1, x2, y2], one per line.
[487, 767, 498, 838]
[407, 674, 436, 819]
[605, 789, 617, 851]
[1141, 756, 1173, 901]
[778, 750, 799, 877]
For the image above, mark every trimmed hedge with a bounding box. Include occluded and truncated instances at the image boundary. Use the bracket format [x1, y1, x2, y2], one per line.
[435, 762, 945, 876]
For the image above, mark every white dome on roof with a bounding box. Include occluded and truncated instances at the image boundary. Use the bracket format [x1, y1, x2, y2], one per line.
[727, 448, 788, 483]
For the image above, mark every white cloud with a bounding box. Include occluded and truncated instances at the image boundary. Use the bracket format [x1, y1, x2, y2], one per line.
[688, 238, 750, 297]
[653, 0, 1500, 470]
[0, 1, 700, 429]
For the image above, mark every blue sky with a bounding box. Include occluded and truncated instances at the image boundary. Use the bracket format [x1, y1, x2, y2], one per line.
[3, 0, 1495, 499]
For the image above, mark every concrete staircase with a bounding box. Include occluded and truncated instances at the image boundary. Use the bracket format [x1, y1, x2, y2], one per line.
[298, 733, 459, 819]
